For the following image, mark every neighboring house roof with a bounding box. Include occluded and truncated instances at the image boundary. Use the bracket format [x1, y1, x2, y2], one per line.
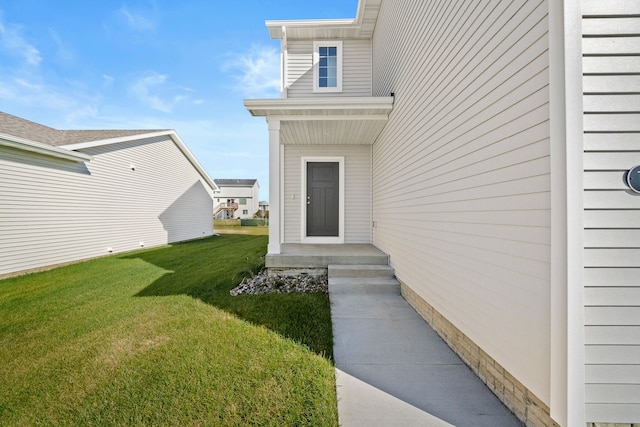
[0, 111, 218, 191]
[0, 111, 162, 146]
[214, 179, 259, 187]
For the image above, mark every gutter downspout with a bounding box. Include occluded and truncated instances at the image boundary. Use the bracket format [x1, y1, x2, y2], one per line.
[550, 0, 585, 425]
[281, 26, 288, 99]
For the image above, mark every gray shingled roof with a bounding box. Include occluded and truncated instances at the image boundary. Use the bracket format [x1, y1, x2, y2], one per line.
[0, 111, 166, 146]
[213, 179, 258, 187]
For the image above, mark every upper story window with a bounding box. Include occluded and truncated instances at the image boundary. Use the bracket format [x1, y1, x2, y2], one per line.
[313, 41, 342, 93]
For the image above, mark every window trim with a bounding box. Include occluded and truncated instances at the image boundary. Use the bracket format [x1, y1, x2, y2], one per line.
[313, 41, 343, 93]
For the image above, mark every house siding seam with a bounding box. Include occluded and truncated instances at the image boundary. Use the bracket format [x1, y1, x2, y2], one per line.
[371, 0, 552, 416]
[582, 0, 640, 423]
[283, 145, 371, 243]
[0, 135, 214, 276]
[285, 39, 372, 98]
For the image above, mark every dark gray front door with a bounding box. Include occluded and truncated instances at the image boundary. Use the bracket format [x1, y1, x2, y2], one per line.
[307, 162, 339, 237]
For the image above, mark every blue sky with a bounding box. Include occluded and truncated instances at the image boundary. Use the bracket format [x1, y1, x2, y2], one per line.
[0, 1, 357, 199]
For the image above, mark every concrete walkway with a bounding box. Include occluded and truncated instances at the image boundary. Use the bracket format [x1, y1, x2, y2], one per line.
[329, 268, 523, 427]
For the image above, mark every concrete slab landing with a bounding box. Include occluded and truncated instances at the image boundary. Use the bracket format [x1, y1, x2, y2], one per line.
[329, 265, 523, 427]
[266, 244, 389, 269]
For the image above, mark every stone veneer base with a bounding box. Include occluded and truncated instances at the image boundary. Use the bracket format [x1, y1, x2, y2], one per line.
[400, 281, 561, 427]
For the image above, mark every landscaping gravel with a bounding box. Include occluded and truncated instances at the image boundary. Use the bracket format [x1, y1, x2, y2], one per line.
[230, 270, 328, 295]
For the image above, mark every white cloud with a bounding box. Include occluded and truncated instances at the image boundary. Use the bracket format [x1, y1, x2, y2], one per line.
[102, 74, 115, 89]
[129, 72, 172, 112]
[0, 72, 105, 128]
[0, 76, 70, 109]
[13, 77, 42, 91]
[129, 71, 195, 113]
[0, 17, 101, 123]
[222, 45, 280, 98]
[0, 19, 42, 66]
[118, 4, 157, 32]
[64, 105, 99, 123]
[48, 28, 76, 65]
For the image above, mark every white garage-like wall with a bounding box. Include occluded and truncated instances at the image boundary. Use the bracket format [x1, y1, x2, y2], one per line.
[0, 135, 214, 276]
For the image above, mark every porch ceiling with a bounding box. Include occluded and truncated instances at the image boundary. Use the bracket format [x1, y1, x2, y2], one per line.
[244, 96, 394, 145]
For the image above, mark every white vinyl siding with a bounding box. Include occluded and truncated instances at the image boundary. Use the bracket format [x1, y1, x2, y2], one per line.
[371, 0, 551, 404]
[283, 145, 370, 243]
[0, 136, 214, 276]
[286, 39, 372, 98]
[582, 0, 640, 422]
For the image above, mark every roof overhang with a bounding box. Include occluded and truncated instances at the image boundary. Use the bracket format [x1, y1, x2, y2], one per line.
[0, 133, 92, 162]
[266, 0, 381, 40]
[244, 96, 393, 145]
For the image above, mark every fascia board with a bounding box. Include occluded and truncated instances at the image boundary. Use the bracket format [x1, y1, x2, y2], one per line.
[61, 130, 219, 192]
[266, 114, 389, 122]
[0, 133, 92, 162]
[244, 97, 394, 116]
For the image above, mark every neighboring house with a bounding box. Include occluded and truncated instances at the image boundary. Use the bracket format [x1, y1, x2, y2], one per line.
[245, 1, 640, 426]
[0, 111, 217, 277]
[213, 179, 259, 219]
[258, 201, 269, 217]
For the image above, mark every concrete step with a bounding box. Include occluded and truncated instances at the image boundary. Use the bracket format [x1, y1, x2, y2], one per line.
[328, 264, 395, 279]
[328, 264, 399, 295]
[266, 253, 389, 268]
[329, 277, 399, 286]
[329, 277, 400, 295]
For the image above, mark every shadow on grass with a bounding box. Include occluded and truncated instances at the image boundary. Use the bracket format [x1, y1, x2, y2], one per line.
[124, 234, 334, 361]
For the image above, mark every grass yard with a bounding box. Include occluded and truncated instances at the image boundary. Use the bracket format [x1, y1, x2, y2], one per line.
[0, 235, 337, 426]
[214, 221, 269, 235]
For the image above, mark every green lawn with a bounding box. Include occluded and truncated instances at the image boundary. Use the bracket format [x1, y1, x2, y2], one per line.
[214, 222, 269, 235]
[0, 235, 337, 426]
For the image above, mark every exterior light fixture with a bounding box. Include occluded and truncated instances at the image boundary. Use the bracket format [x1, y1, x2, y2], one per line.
[626, 165, 640, 193]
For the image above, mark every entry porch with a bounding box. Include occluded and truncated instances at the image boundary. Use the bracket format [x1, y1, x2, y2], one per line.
[266, 243, 389, 272]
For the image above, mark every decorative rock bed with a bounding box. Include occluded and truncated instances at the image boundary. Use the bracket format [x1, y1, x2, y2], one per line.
[230, 270, 328, 296]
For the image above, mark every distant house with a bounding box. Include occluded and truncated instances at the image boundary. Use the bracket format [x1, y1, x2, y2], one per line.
[213, 179, 259, 219]
[245, 1, 640, 426]
[258, 201, 269, 217]
[0, 111, 217, 277]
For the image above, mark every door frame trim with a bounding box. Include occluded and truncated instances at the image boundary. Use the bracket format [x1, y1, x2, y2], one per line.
[300, 156, 344, 244]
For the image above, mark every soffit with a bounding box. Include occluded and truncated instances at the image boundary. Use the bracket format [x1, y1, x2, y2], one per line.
[244, 96, 393, 145]
[279, 120, 388, 145]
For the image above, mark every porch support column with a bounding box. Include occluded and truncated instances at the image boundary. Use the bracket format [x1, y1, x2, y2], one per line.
[267, 119, 281, 254]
